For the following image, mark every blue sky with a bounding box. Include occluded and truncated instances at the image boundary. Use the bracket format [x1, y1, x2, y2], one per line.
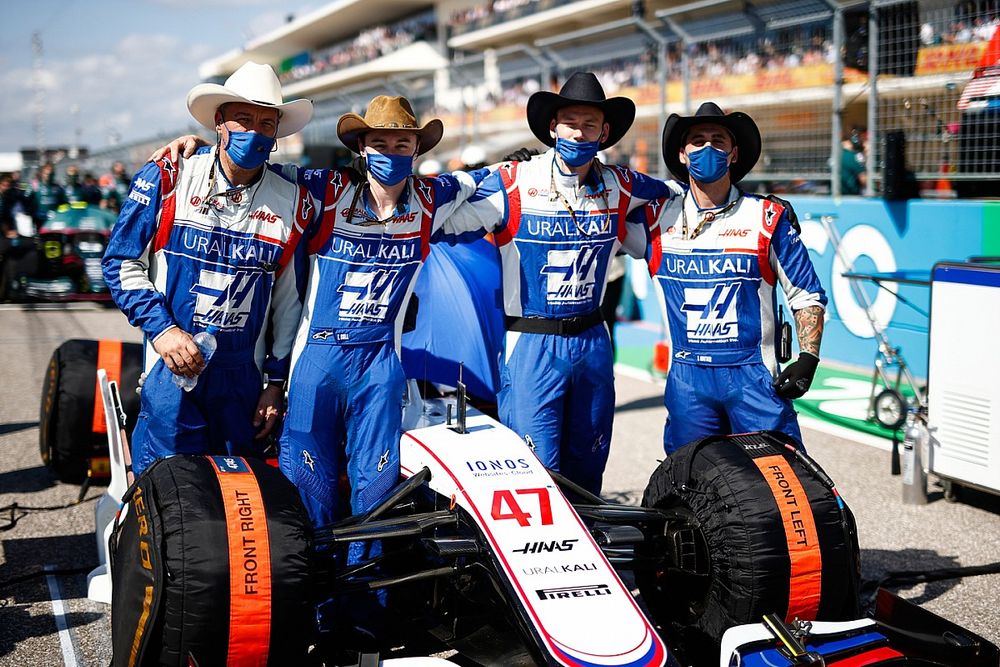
[0, 0, 316, 154]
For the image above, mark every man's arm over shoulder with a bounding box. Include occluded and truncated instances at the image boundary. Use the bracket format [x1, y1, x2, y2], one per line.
[432, 168, 507, 244]
[101, 161, 177, 341]
[624, 195, 676, 263]
[605, 164, 674, 211]
[270, 164, 364, 214]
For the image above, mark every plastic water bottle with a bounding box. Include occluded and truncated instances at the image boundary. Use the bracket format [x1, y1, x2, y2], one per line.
[172, 326, 219, 393]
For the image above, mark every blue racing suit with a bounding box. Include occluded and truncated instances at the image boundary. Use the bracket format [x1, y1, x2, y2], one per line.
[443, 151, 670, 493]
[102, 151, 314, 475]
[277, 167, 486, 527]
[636, 187, 827, 453]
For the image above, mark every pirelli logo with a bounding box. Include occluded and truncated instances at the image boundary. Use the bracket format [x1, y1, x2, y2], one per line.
[536, 584, 611, 600]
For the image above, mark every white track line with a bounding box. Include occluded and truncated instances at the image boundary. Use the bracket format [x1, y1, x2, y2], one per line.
[613, 362, 893, 451]
[0, 302, 105, 311]
[44, 565, 79, 667]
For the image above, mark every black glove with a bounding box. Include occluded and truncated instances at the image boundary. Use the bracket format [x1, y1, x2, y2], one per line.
[502, 147, 539, 163]
[773, 352, 819, 399]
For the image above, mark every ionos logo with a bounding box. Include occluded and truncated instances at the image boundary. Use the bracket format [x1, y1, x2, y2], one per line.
[337, 269, 398, 322]
[465, 457, 532, 478]
[191, 269, 258, 329]
[522, 562, 598, 576]
[536, 584, 611, 600]
[512, 539, 577, 554]
[680, 282, 741, 342]
[541, 245, 600, 303]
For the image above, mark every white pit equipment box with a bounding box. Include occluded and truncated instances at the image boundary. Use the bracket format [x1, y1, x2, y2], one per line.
[927, 262, 1000, 496]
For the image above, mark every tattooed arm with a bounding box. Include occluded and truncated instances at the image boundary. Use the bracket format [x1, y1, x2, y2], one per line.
[794, 305, 824, 357]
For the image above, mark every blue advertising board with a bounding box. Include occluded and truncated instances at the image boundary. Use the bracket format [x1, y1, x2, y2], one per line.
[630, 197, 1000, 379]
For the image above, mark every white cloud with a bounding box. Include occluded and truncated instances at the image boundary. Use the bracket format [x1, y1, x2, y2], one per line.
[0, 32, 208, 152]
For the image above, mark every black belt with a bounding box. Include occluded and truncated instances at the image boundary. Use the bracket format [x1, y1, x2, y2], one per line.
[505, 310, 604, 336]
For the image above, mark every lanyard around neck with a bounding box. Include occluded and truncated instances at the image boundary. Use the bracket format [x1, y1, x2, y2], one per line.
[681, 191, 739, 240]
[346, 182, 408, 227]
[549, 159, 612, 236]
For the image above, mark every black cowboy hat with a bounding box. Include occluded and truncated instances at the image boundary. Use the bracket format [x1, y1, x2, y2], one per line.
[661, 101, 761, 183]
[526, 72, 636, 149]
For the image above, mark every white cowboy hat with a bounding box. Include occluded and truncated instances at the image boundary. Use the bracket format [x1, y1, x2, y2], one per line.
[186, 61, 313, 139]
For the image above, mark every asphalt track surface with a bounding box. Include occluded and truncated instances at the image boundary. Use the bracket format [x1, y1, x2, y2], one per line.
[0, 302, 998, 667]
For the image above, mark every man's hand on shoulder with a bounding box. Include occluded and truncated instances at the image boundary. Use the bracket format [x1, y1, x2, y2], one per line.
[502, 147, 539, 163]
[148, 135, 209, 163]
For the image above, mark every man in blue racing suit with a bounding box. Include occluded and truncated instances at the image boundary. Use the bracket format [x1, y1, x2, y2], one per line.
[150, 96, 489, 525]
[634, 102, 827, 453]
[443, 72, 674, 494]
[277, 96, 489, 527]
[103, 62, 316, 475]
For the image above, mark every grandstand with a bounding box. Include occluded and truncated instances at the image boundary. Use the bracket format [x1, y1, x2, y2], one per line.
[181, 0, 1000, 197]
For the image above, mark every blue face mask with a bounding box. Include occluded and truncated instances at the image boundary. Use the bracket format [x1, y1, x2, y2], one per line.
[223, 130, 275, 170]
[686, 144, 732, 184]
[365, 151, 413, 186]
[555, 137, 600, 167]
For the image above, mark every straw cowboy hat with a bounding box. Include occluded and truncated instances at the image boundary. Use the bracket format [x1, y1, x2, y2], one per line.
[526, 72, 636, 149]
[337, 96, 444, 155]
[187, 61, 314, 138]
[661, 101, 762, 183]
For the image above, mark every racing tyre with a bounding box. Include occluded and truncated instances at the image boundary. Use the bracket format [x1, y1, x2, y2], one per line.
[110, 455, 314, 667]
[873, 388, 907, 430]
[39, 339, 143, 482]
[637, 431, 861, 664]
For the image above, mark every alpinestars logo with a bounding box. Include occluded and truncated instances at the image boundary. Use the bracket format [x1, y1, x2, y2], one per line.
[416, 180, 433, 206]
[680, 282, 741, 341]
[299, 196, 314, 222]
[337, 269, 398, 322]
[541, 245, 601, 303]
[190, 269, 257, 329]
[646, 198, 662, 219]
[159, 158, 177, 190]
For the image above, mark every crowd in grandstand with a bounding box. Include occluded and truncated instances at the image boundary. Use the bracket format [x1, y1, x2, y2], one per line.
[450, 0, 566, 33]
[278, 12, 437, 84]
[444, 27, 834, 118]
[921, 15, 998, 45]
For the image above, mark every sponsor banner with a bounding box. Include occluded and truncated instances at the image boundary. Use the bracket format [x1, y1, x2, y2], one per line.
[916, 42, 989, 75]
[668, 64, 867, 101]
